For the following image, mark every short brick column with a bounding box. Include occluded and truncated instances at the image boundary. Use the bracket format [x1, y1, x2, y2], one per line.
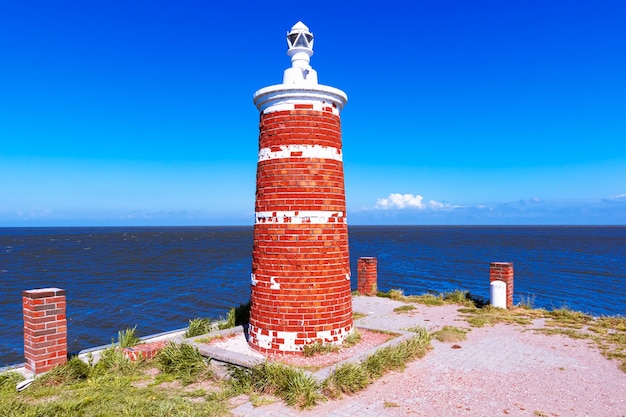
[490, 262, 514, 308]
[357, 257, 378, 296]
[22, 288, 67, 375]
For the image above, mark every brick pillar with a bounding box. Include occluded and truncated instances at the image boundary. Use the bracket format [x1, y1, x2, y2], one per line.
[248, 22, 353, 354]
[490, 262, 514, 308]
[22, 288, 67, 374]
[357, 257, 378, 296]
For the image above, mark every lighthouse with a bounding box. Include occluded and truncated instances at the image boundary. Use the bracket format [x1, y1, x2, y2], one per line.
[248, 22, 353, 354]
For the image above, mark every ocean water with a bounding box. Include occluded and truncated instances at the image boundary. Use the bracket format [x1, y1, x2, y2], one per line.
[1, 226, 624, 367]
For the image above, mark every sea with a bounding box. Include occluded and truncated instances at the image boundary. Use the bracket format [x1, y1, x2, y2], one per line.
[1, 226, 624, 367]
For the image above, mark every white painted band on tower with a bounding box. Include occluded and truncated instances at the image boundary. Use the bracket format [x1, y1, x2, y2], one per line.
[255, 210, 347, 224]
[258, 145, 342, 162]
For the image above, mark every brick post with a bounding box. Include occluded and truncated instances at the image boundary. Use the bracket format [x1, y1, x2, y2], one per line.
[357, 257, 378, 296]
[490, 262, 514, 308]
[248, 22, 353, 354]
[22, 288, 67, 374]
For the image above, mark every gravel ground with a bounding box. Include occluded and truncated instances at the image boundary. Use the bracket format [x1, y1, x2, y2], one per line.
[232, 297, 626, 417]
[210, 327, 393, 369]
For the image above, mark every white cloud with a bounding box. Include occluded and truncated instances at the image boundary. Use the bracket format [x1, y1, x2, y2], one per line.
[375, 193, 448, 210]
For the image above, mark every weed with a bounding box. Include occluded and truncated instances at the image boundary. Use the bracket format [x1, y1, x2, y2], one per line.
[393, 305, 416, 313]
[407, 293, 445, 306]
[384, 401, 401, 408]
[302, 341, 339, 357]
[250, 393, 276, 407]
[343, 330, 362, 348]
[518, 293, 536, 309]
[547, 307, 593, 327]
[443, 290, 477, 307]
[433, 326, 468, 343]
[353, 311, 367, 320]
[405, 326, 430, 339]
[384, 288, 404, 300]
[195, 334, 226, 344]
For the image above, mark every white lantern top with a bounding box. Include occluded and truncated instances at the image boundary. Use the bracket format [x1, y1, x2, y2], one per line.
[283, 21, 318, 85]
[254, 21, 347, 114]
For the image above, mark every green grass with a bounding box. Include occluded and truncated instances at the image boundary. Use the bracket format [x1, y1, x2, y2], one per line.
[227, 362, 322, 409]
[323, 328, 431, 399]
[0, 372, 24, 394]
[0, 355, 229, 417]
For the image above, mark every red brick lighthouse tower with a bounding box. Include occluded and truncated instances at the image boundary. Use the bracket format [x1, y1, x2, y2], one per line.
[248, 22, 353, 354]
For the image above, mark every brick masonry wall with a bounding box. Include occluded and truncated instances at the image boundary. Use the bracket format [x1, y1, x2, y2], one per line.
[249, 106, 353, 354]
[490, 262, 514, 308]
[22, 288, 68, 375]
[357, 257, 378, 296]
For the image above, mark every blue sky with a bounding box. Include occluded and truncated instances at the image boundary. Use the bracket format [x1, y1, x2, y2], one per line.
[1, 1, 625, 226]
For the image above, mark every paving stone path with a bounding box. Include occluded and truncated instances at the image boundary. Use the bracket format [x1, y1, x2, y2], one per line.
[231, 296, 626, 417]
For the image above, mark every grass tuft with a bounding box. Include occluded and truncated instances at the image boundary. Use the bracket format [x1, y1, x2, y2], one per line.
[185, 318, 214, 338]
[117, 326, 140, 349]
[229, 362, 322, 409]
[217, 302, 251, 330]
[93, 346, 140, 376]
[36, 357, 90, 387]
[155, 342, 213, 385]
[393, 304, 416, 313]
[0, 372, 24, 394]
[324, 328, 432, 398]
[406, 293, 445, 306]
[343, 330, 362, 348]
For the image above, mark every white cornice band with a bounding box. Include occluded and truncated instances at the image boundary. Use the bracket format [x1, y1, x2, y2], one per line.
[253, 85, 347, 115]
